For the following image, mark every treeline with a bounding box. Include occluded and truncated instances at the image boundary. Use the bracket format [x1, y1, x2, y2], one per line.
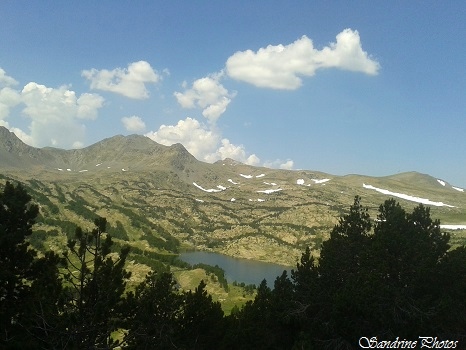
[1, 181, 466, 349]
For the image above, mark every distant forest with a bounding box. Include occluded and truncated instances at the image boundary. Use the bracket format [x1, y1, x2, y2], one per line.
[1, 181, 465, 349]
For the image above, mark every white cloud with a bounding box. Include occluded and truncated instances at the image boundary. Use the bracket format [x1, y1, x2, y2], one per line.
[206, 138, 261, 165]
[77, 93, 105, 119]
[122, 115, 146, 132]
[0, 87, 21, 120]
[174, 74, 236, 123]
[0, 68, 18, 87]
[145, 117, 260, 165]
[264, 159, 295, 170]
[146, 117, 220, 160]
[279, 160, 294, 170]
[226, 28, 380, 90]
[12, 82, 104, 148]
[82, 61, 160, 99]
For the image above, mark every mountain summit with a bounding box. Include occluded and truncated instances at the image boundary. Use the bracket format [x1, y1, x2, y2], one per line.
[0, 127, 198, 173]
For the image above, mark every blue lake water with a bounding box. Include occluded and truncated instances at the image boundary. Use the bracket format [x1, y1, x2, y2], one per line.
[179, 251, 293, 286]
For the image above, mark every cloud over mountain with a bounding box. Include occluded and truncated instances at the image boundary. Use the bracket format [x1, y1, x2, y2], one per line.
[82, 61, 160, 99]
[226, 29, 380, 90]
[0, 71, 104, 149]
[122, 115, 146, 132]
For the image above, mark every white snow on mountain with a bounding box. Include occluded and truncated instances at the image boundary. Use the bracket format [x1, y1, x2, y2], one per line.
[228, 179, 239, 185]
[240, 174, 254, 179]
[363, 183, 455, 207]
[312, 178, 330, 184]
[452, 186, 464, 192]
[256, 174, 265, 178]
[257, 188, 283, 194]
[440, 225, 466, 230]
[193, 182, 226, 193]
[297, 178, 330, 186]
[437, 179, 446, 186]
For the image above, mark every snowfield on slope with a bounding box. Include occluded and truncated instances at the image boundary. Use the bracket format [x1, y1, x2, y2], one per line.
[193, 182, 227, 193]
[363, 184, 455, 208]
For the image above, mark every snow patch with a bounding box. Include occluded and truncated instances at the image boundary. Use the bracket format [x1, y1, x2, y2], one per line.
[437, 179, 446, 186]
[228, 179, 239, 185]
[230, 198, 236, 202]
[312, 178, 330, 184]
[66, 169, 71, 172]
[440, 225, 466, 230]
[256, 174, 265, 178]
[195, 199, 204, 203]
[452, 186, 464, 192]
[257, 188, 283, 194]
[96, 163, 102, 167]
[363, 184, 455, 207]
[193, 182, 225, 193]
[240, 174, 253, 179]
[297, 179, 305, 185]
[257, 199, 266, 202]
[217, 185, 227, 190]
[264, 182, 277, 186]
[122, 169, 127, 172]
[57, 168, 63, 171]
[79, 170, 88, 173]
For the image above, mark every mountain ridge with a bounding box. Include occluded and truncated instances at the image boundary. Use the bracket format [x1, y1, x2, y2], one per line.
[1, 125, 465, 267]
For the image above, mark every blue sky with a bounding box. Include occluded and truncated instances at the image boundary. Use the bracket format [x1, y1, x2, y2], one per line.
[1, 1, 465, 187]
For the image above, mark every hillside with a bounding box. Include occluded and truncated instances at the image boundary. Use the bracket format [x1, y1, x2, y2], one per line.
[1, 126, 465, 270]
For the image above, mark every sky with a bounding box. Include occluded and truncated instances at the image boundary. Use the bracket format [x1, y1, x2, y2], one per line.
[0, 1, 465, 187]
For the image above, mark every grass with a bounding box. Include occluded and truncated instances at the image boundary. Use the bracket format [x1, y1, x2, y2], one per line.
[173, 268, 254, 315]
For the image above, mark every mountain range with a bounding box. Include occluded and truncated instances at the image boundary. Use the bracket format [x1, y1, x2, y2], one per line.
[1, 125, 465, 269]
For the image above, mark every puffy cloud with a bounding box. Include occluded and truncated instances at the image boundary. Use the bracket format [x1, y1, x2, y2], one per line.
[226, 29, 380, 90]
[122, 115, 146, 132]
[0, 68, 18, 87]
[0, 87, 21, 119]
[21, 83, 100, 147]
[145, 117, 260, 165]
[264, 159, 295, 170]
[146, 117, 220, 160]
[174, 74, 236, 123]
[279, 160, 294, 170]
[82, 61, 160, 99]
[77, 93, 105, 120]
[206, 138, 261, 165]
[8, 82, 105, 148]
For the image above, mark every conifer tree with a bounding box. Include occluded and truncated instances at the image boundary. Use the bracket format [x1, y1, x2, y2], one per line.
[0, 181, 39, 345]
[61, 217, 131, 349]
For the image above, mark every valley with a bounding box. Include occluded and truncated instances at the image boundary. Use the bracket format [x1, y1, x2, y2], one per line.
[1, 126, 466, 292]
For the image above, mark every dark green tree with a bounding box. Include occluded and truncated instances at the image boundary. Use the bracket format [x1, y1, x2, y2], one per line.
[0, 181, 64, 349]
[61, 217, 131, 349]
[123, 271, 183, 349]
[178, 279, 225, 349]
[0, 181, 40, 346]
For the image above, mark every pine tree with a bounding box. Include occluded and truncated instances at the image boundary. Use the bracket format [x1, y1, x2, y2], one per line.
[0, 181, 39, 346]
[61, 217, 131, 349]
